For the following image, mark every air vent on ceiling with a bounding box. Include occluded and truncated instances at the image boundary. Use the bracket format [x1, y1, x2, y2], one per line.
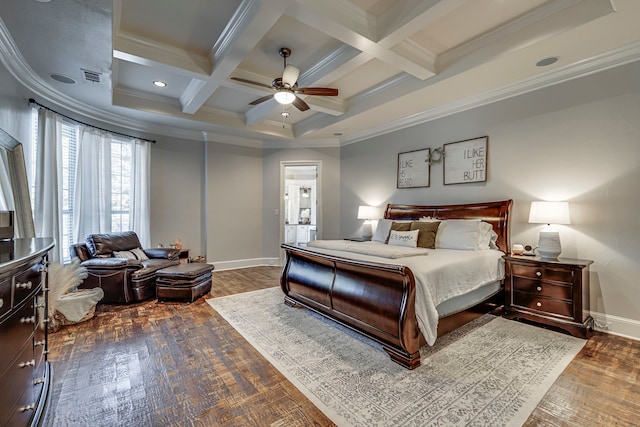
[82, 69, 101, 83]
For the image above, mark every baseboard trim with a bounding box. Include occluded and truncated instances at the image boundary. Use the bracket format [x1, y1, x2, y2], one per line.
[212, 257, 281, 271]
[591, 310, 640, 341]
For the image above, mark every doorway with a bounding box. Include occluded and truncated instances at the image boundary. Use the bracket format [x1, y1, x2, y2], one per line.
[280, 161, 321, 256]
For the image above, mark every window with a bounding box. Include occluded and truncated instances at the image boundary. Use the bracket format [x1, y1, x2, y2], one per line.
[31, 109, 137, 262]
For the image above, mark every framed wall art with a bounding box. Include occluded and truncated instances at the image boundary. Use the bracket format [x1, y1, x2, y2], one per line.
[443, 136, 488, 185]
[397, 148, 430, 188]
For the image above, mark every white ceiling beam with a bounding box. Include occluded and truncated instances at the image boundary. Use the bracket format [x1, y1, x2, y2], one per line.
[180, 0, 283, 115]
[113, 31, 211, 78]
[287, 0, 435, 80]
[436, 0, 616, 72]
[113, 86, 293, 139]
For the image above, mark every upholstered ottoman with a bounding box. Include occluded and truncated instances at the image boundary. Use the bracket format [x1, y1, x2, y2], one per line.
[156, 263, 214, 302]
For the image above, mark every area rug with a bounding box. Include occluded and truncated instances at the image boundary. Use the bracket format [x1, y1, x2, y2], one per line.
[207, 287, 585, 427]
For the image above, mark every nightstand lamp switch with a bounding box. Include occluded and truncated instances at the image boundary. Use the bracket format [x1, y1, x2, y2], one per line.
[528, 201, 571, 259]
[357, 205, 382, 240]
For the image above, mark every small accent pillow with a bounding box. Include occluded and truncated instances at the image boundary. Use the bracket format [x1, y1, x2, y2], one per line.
[387, 229, 419, 248]
[410, 221, 440, 248]
[113, 248, 149, 261]
[113, 250, 137, 260]
[131, 247, 149, 261]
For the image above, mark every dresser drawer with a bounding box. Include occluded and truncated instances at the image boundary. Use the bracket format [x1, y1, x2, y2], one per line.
[512, 276, 572, 300]
[511, 263, 573, 284]
[13, 262, 43, 307]
[0, 341, 35, 419]
[513, 291, 573, 318]
[0, 300, 38, 372]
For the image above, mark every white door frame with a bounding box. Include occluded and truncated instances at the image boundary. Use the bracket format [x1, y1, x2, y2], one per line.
[280, 160, 322, 264]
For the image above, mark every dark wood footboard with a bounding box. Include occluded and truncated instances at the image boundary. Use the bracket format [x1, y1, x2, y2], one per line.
[280, 244, 422, 369]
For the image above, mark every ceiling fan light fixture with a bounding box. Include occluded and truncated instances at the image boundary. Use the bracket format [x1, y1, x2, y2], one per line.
[274, 89, 295, 105]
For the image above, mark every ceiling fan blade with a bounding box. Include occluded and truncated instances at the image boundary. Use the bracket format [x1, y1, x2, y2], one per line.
[282, 65, 300, 88]
[295, 87, 338, 96]
[231, 76, 273, 90]
[249, 94, 275, 106]
[292, 96, 310, 112]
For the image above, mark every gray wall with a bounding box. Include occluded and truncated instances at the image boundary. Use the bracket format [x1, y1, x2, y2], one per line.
[341, 61, 640, 339]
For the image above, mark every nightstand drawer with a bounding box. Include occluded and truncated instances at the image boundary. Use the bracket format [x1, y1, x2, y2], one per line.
[511, 264, 573, 284]
[513, 291, 573, 318]
[512, 277, 572, 300]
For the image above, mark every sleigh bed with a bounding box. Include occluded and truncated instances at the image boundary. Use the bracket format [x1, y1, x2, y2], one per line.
[280, 199, 512, 369]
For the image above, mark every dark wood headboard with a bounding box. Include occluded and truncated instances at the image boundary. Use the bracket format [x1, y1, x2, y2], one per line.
[384, 199, 513, 253]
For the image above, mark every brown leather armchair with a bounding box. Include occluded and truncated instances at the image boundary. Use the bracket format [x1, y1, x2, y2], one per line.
[70, 231, 180, 304]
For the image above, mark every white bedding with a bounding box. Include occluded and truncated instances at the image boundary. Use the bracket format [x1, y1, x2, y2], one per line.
[308, 239, 429, 258]
[296, 241, 505, 346]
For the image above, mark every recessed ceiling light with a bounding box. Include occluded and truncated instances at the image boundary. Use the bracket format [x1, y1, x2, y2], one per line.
[333, 132, 343, 136]
[536, 57, 559, 67]
[153, 80, 167, 88]
[49, 74, 76, 84]
[35, 0, 51, 3]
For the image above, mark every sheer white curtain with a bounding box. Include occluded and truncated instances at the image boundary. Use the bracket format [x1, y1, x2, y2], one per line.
[73, 127, 112, 241]
[129, 139, 150, 248]
[33, 109, 64, 262]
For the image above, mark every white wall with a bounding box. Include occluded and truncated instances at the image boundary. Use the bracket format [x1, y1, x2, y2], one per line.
[341, 61, 640, 339]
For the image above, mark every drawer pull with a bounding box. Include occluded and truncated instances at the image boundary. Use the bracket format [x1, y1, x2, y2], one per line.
[19, 403, 36, 412]
[536, 271, 542, 277]
[536, 302, 542, 307]
[35, 302, 46, 309]
[20, 316, 36, 324]
[34, 377, 46, 385]
[16, 280, 33, 290]
[34, 340, 46, 347]
[19, 359, 36, 368]
[536, 286, 542, 292]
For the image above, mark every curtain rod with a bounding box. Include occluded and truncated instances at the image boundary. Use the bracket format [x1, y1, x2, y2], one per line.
[28, 98, 156, 143]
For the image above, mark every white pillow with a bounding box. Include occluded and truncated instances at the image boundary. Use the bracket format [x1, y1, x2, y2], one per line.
[131, 247, 149, 261]
[372, 219, 392, 242]
[113, 250, 137, 260]
[387, 229, 419, 248]
[435, 219, 484, 250]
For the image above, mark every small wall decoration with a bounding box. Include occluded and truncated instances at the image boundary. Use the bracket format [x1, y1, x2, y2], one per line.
[443, 136, 488, 185]
[397, 148, 430, 188]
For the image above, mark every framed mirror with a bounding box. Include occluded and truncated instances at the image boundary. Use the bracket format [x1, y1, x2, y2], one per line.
[0, 127, 35, 238]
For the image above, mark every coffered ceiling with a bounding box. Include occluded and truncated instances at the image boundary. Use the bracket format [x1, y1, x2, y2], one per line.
[1, 0, 639, 147]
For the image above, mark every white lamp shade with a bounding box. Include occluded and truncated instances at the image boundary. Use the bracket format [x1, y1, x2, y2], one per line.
[274, 90, 296, 104]
[528, 201, 571, 225]
[357, 205, 382, 220]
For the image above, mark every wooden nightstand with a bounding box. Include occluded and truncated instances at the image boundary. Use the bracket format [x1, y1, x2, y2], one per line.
[503, 255, 594, 338]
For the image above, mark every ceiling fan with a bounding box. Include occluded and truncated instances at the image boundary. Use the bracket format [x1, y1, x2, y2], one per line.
[231, 47, 338, 112]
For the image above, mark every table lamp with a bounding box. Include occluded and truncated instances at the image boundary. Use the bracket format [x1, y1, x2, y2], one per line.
[357, 206, 382, 240]
[528, 201, 570, 259]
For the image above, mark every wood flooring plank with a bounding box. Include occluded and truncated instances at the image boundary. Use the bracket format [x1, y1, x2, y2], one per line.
[45, 266, 640, 426]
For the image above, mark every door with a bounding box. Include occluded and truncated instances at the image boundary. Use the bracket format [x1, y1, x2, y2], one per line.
[280, 162, 321, 259]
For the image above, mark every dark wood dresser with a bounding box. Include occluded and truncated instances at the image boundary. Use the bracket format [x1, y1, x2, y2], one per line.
[503, 254, 594, 339]
[0, 238, 54, 426]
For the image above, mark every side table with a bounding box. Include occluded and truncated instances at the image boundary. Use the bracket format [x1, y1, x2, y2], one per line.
[503, 254, 594, 338]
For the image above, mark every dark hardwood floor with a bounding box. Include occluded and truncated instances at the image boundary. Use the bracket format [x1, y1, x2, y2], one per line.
[46, 266, 640, 426]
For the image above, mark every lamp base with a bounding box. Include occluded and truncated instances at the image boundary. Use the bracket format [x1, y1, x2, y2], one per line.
[537, 230, 561, 258]
[362, 222, 373, 240]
